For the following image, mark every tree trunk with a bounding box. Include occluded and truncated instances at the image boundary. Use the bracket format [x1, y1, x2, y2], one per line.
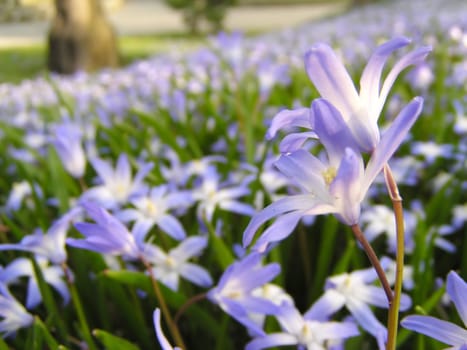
[47, 0, 119, 74]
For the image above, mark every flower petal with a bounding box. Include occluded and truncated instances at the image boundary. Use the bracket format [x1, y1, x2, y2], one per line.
[329, 148, 364, 225]
[243, 194, 318, 247]
[279, 131, 318, 154]
[447, 271, 467, 328]
[378, 46, 432, 115]
[401, 315, 467, 346]
[362, 97, 423, 196]
[274, 150, 328, 198]
[252, 211, 304, 253]
[267, 108, 313, 140]
[246, 333, 297, 350]
[360, 37, 411, 118]
[312, 98, 360, 166]
[305, 289, 346, 321]
[304, 43, 360, 122]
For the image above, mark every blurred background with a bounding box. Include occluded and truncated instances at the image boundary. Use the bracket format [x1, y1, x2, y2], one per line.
[0, 0, 374, 83]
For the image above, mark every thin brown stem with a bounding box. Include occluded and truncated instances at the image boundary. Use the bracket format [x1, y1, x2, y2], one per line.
[350, 224, 393, 303]
[140, 256, 186, 349]
[174, 292, 207, 324]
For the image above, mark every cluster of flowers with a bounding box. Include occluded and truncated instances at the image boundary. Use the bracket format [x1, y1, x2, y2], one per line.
[0, 0, 465, 349]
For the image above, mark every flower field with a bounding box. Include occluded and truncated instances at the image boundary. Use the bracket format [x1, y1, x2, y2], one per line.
[0, 0, 466, 349]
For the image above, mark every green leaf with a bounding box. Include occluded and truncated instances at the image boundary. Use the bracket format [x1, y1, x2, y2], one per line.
[33, 317, 61, 349]
[93, 329, 140, 350]
[101, 270, 152, 293]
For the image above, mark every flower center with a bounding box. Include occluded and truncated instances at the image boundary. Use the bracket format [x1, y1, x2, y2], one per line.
[322, 167, 337, 186]
[298, 322, 314, 344]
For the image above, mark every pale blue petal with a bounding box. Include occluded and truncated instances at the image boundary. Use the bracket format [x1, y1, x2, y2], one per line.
[315, 321, 360, 342]
[305, 289, 346, 321]
[153, 308, 181, 350]
[266, 107, 312, 140]
[274, 150, 328, 197]
[279, 131, 318, 153]
[219, 200, 256, 216]
[90, 157, 114, 184]
[243, 194, 319, 247]
[360, 37, 411, 117]
[276, 302, 304, 334]
[312, 98, 360, 166]
[26, 278, 41, 309]
[157, 215, 186, 241]
[347, 297, 387, 340]
[246, 333, 297, 350]
[221, 298, 266, 336]
[378, 46, 432, 116]
[401, 315, 467, 346]
[179, 263, 213, 287]
[240, 264, 281, 292]
[252, 211, 304, 253]
[304, 43, 360, 122]
[447, 271, 467, 327]
[171, 236, 207, 261]
[362, 97, 423, 196]
[329, 148, 364, 225]
[241, 296, 280, 315]
[115, 154, 131, 185]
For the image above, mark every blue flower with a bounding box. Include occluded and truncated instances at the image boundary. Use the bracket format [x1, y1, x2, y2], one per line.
[246, 301, 359, 350]
[0, 283, 33, 338]
[207, 253, 281, 336]
[401, 271, 467, 350]
[243, 97, 423, 251]
[67, 202, 142, 259]
[80, 153, 153, 210]
[144, 236, 212, 291]
[51, 121, 87, 179]
[304, 37, 431, 152]
[311, 265, 411, 349]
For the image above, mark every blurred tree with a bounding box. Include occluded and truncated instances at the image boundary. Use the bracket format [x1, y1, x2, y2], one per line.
[165, 0, 236, 34]
[47, 0, 119, 74]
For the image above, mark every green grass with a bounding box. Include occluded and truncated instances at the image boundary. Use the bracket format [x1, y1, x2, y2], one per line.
[0, 33, 206, 84]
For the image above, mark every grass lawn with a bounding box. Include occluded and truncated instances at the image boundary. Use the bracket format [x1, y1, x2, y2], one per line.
[0, 33, 206, 84]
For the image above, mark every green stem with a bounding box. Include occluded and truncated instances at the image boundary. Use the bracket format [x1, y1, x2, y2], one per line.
[384, 164, 405, 350]
[140, 256, 186, 349]
[61, 264, 98, 350]
[350, 224, 393, 303]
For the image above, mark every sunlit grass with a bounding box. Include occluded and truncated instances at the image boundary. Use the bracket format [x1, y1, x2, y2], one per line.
[0, 33, 206, 84]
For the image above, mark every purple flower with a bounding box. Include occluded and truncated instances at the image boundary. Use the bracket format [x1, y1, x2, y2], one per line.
[246, 301, 359, 350]
[311, 265, 411, 349]
[51, 122, 86, 178]
[0, 208, 81, 264]
[144, 236, 212, 291]
[193, 166, 255, 223]
[0, 283, 34, 338]
[67, 202, 142, 259]
[116, 185, 193, 243]
[207, 253, 281, 336]
[243, 97, 423, 251]
[80, 154, 153, 209]
[401, 271, 467, 350]
[304, 37, 431, 152]
[0, 257, 69, 309]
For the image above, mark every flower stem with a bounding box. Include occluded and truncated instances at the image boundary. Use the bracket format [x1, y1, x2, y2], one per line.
[174, 292, 207, 324]
[384, 164, 405, 350]
[61, 263, 98, 350]
[350, 224, 393, 303]
[140, 256, 186, 349]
